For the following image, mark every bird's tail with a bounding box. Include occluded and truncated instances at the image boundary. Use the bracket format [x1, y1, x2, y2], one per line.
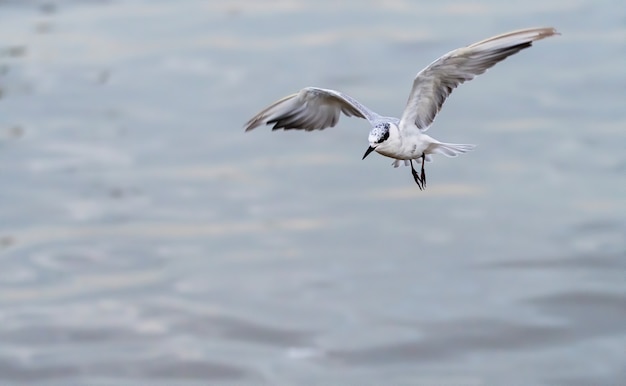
[390, 142, 476, 168]
[429, 142, 476, 157]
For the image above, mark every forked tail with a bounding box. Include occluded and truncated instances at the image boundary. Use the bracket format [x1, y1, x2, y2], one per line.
[429, 142, 476, 157]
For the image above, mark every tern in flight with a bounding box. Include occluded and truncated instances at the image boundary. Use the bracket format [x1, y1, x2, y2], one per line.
[245, 27, 558, 190]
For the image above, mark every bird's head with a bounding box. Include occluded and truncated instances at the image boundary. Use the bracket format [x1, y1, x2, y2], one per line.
[362, 122, 390, 160]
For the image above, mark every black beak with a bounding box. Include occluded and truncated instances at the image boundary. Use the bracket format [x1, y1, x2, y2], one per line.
[362, 146, 376, 160]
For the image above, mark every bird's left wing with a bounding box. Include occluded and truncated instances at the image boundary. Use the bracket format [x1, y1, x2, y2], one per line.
[245, 87, 380, 131]
[398, 27, 559, 133]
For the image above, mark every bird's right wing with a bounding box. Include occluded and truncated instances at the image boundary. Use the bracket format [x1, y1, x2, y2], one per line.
[245, 87, 381, 131]
[399, 27, 559, 133]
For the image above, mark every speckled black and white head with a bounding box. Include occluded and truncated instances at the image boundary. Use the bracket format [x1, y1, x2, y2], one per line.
[369, 122, 390, 144]
[362, 122, 390, 159]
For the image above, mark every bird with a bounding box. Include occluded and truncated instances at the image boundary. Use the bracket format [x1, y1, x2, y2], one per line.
[244, 27, 559, 190]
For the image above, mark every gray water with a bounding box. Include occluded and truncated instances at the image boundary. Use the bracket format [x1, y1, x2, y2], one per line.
[0, 1, 625, 385]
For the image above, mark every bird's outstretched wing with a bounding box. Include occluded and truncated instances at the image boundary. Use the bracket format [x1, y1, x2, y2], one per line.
[245, 87, 381, 131]
[399, 27, 559, 133]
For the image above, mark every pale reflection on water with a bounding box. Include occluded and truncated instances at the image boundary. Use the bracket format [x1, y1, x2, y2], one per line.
[0, 0, 625, 385]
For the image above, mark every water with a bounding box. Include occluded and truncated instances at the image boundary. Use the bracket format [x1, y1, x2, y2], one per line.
[0, 1, 625, 385]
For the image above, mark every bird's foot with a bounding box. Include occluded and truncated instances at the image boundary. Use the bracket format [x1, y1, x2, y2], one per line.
[420, 154, 426, 188]
[410, 160, 424, 191]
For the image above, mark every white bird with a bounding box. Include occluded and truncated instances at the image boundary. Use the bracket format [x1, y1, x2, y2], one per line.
[245, 27, 559, 190]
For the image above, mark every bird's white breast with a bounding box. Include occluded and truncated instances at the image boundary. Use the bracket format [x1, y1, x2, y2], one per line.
[375, 125, 430, 160]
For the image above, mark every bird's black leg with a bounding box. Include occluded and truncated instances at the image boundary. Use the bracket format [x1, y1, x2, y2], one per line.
[410, 160, 424, 191]
[420, 154, 426, 188]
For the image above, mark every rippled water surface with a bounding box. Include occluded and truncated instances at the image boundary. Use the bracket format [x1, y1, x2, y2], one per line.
[0, 1, 625, 385]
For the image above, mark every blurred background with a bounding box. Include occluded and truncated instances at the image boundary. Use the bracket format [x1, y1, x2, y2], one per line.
[0, 0, 624, 385]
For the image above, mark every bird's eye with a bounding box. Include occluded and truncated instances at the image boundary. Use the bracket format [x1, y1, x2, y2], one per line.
[377, 129, 390, 143]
